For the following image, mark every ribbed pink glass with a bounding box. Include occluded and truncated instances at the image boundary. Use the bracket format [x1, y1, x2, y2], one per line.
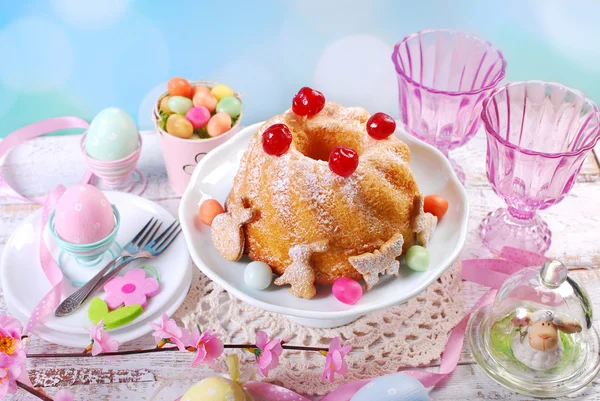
[392, 30, 507, 183]
[480, 81, 600, 255]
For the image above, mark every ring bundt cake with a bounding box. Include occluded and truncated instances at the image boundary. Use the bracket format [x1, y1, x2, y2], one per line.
[211, 87, 437, 299]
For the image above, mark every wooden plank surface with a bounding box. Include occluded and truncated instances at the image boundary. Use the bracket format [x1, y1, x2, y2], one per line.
[1, 129, 599, 400]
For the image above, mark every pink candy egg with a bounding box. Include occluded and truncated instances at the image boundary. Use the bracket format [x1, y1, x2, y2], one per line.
[54, 184, 115, 244]
[207, 112, 232, 137]
[192, 91, 217, 112]
[185, 106, 211, 129]
[332, 277, 363, 305]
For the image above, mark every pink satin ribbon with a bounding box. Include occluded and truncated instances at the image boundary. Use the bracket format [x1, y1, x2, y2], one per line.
[0, 117, 92, 334]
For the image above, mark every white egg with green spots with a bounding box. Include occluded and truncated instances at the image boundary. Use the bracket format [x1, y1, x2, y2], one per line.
[405, 245, 430, 272]
[244, 261, 273, 290]
[85, 107, 139, 161]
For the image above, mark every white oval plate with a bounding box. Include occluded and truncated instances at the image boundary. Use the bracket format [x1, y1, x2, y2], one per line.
[179, 122, 469, 327]
[1, 191, 191, 335]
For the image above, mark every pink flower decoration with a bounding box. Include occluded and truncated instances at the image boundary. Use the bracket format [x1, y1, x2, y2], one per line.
[104, 269, 160, 310]
[87, 320, 119, 356]
[0, 354, 20, 398]
[255, 330, 283, 377]
[149, 313, 189, 351]
[0, 313, 25, 365]
[187, 328, 224, 367]
[55, 389, 75, 401]
[322, 337, 352, 383]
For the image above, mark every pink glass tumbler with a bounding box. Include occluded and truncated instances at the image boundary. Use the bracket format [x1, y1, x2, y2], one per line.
[392, 30, 507, 183]
[480, 81, 600, 255]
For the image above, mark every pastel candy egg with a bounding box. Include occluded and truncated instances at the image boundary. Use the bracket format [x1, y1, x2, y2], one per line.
[350, 374, 429, 401]
[206, 112, 232, 137]
[167, 96, 193, 115]
[166, 114, 193, 139]
[216, 96, 242, 118]
[86, 107, 139, 161]
[186, 106, 211, 129]
[244, 261, 273, 290]
[167, 77, 193, 98]
[210, 84, 234, 101]
[194, 85, 211, 96]
[193, 91, 218, 112]
[405, 245, 430, 272]
[54, 184, 115, 244]
[199, 199, 224, 226]
[181, 377, 246, 401]
[159, 96, 173, 114]
[332, 277, 363, 305]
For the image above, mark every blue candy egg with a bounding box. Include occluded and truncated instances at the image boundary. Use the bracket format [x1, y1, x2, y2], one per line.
[351, 374, 429, 401]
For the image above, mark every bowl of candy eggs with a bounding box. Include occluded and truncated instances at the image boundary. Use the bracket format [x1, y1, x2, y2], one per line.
[152, 78, 243, 195]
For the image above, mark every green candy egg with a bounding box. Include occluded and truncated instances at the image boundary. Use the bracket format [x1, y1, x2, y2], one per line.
[168, 96, 193, 115]
[216, 96, 242, 118]
[405, 245, 430, 272]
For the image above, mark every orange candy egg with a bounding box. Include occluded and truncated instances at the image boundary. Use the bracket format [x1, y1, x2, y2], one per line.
[193, 91, 218, 112]
[166, 114, 194, 139]
[207, 112, 232, 137]
[199, 199, 224, 225]
[159, 96, 172, 114]
[194, 86, 211, 96]
[168, 77, 193, 99]
[423, 194, 449, 219]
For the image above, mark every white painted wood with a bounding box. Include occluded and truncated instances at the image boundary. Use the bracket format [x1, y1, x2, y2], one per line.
[1, 129, 599, 400]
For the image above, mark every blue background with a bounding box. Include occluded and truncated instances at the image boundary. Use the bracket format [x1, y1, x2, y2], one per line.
[1, 0, 599, 137]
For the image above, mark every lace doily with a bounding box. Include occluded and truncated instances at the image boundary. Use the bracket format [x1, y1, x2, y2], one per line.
[175, 262, 464, 396]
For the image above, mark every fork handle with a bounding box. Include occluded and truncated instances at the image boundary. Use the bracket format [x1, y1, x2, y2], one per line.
[55, 256, 127, 317]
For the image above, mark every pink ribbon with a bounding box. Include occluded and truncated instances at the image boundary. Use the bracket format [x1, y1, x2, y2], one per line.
[0, 117, 92, 334]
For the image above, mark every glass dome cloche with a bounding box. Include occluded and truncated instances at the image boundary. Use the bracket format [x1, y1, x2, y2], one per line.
[468, 259, 600, 397]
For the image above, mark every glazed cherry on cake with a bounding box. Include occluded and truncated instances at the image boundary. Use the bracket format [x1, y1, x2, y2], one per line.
[328, 146, 359, 177]
[262, 123, 293, 156]
[367, 112, 396, 140]
[292, 87, 326, 117]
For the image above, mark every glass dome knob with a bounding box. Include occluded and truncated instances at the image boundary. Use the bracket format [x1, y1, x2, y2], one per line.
[540, 259, 568, 288]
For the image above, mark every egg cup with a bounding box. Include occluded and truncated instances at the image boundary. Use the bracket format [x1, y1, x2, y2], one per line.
[49, 205, 121, 268]
[81, 133, 147, 195]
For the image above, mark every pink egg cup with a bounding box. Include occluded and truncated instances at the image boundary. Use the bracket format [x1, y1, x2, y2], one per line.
[480, 81, 600, 255]
[153, 80, 243, 196]
[81, 132, 147, 195]
[392, 29, 507, 184]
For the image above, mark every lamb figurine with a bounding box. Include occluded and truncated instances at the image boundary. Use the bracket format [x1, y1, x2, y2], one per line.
[511, 309, 582, 371]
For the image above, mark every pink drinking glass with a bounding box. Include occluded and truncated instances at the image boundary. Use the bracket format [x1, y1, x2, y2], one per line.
[392, 30, 507, 183]
[480, 81, 600, 255]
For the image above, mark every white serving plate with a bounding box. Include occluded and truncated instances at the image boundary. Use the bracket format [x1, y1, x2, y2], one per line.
[179, 122, 469, 328]
[1, 191, 192, 342]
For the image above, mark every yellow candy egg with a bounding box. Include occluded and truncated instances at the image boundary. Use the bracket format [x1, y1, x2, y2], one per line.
[207, 112, 232, 137]
[211, 84, 234, 101]
[159, 96, 173, 114]
[193, 91, 218, 112]
[166, 114, 193, 139]
[181, 377, 246, 401]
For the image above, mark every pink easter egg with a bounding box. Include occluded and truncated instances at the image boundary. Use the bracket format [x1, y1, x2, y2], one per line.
[54, 184, 115, 244]
[185, 106, 211, 129]
[332, 277, 363, 305]
[192, 91, 217, 112]
[206, 112, 232, 137]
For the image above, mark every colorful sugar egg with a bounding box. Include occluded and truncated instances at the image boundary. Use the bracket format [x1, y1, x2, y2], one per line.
[244, 261, 273, 290]
[166, 114, 194, 139]
[167, 77, 193, 98]
[167, 96, 193, 115]
[405, 245, 430, 272]
[207, 112, 232, 137]
[85, 107, 139, 161]
[194, 85, 211, 96]
[216, 96, 242, 118]
[332, 277, 363, 305]
[159, 96, 173, 114]
[54, 184, 115, 244]
[211, 84, 234, 101]
[199, 199, 224, 226]
[181, 377, 246, 401]
[186, 106, 211, 129]
[193, 91, 218, 112]
[423, 195, 448, 219]
[350, 374, 429, 401]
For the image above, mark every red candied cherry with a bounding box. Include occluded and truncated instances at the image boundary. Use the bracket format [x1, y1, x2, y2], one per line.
[292, 87, 326, 117]
[367, 112, 396, 139]
[328, 146, 359, 177]
[262, 123, 293, 156]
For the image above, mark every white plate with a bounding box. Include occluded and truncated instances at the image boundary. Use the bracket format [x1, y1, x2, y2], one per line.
[179, 122, 469, 328]
[1, 192, 191, 336]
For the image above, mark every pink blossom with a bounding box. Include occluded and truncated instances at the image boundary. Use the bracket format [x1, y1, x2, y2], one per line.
[104, 269, 160, 310]
[322, 337, 352, 383]
[0, 354, 20, 398]
[86, 320, 119, 356]
[255, 330, 283, 377]
[0, 313, 25, 364]
[187, 328, 224, 367]
[149, 313, 189, 351]
[55, 389, 75, 401]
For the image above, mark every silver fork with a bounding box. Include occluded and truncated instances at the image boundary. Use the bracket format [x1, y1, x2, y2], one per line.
[55, 219, 181, 317]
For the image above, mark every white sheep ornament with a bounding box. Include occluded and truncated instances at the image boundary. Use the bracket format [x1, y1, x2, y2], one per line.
[511, 309, 582, 371]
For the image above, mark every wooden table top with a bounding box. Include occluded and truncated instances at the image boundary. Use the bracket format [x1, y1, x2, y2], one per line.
[1, 130, 599, 400]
